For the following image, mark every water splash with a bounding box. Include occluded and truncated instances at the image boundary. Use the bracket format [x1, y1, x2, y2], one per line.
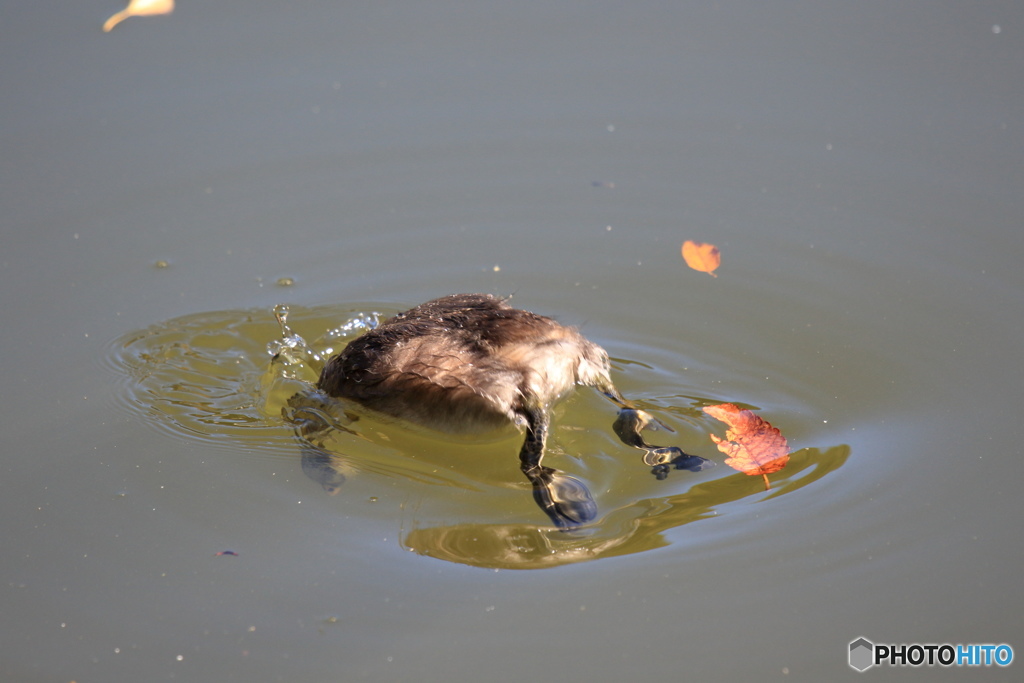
[314, 311, 381, 359]
[106, 302, 393, 450]
[266, 304, 323, 373]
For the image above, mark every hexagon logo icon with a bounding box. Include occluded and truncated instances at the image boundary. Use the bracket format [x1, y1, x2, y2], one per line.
[849, 637, 874, 672]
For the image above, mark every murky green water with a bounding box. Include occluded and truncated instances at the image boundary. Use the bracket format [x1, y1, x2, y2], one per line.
[4, 1, 1022, 681]
[106, 302, 850, 570]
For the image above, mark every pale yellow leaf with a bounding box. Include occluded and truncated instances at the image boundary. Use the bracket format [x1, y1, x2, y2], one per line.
[103, 0, 175, 33]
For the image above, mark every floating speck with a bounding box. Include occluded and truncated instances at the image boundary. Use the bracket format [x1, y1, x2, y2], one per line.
[276, 277, 295, 287]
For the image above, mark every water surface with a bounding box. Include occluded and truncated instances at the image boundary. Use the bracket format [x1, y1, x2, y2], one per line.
[107, 301, 850, 570]
[3, 1, 1022, 681]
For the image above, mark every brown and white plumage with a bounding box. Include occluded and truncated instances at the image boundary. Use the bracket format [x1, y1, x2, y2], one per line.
[314, 293, 710, 527]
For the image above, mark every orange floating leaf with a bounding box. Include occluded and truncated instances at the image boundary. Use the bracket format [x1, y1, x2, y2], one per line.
[681, 240, 721, 277]
[103, 0, 175, 32]
[703, 403, 789, 490]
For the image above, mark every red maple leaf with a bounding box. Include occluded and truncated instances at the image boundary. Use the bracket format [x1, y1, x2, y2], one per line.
[703, 403, 789, 490]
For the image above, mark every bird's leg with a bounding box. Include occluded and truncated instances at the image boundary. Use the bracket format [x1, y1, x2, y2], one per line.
[285, 390, 357, 494]
[599, 386, 714, 480]
[518, 404, 597, 528]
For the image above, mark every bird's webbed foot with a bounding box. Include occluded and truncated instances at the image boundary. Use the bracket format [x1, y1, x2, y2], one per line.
[613, 407, 714, 478]
[285, 390, 358, 494]
[527, 465, 598, 529]
[519, 405, 597, 528]
[300, 446, 347, 495]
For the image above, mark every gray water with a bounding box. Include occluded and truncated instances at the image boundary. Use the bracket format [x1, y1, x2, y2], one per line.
[3, 1, 1022, 681]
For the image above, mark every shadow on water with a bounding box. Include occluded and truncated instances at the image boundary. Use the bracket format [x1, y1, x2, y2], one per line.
[106, 302, 850, 569]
